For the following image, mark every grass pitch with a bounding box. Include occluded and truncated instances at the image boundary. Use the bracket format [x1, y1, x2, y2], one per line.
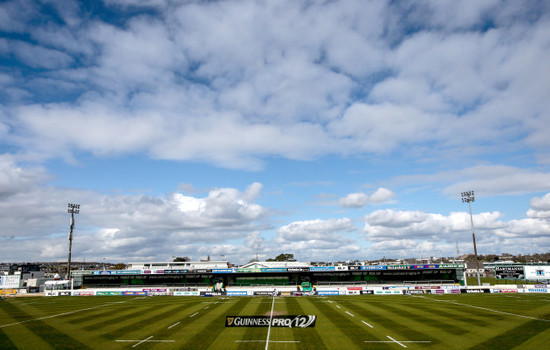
[1, 294, 549, 349]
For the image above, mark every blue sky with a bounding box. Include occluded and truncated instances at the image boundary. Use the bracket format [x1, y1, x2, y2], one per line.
[1, 0, 550, 264]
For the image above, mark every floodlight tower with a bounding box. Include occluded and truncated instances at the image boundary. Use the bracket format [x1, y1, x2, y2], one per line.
[461, 191, 481, 286]
[67, 203, 80, 281]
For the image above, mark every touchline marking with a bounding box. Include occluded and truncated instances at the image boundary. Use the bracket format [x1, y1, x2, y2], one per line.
[190, 312, 199, 317]
[168, 322, 180, 329]
[415, 295, 550, 322]
[345, 311, 355, 317]
[361, 320, 374, 328]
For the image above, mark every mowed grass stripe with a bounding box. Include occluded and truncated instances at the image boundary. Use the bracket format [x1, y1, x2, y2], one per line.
[285, 297, 328, 350]
[344, 297, 436, 343]
[100, 302, 196, 340]
[469, 312, 550, 349]
[304, 298, 370, 349]
[181, 297, 252, 350]
[0, 299, 91, 350]
[64, 305, 136, 324]
[0, 327, 18, 350]
[374, 301, 469, 335]
[83, 304, 163, 332]
[412, 302, 490, 327]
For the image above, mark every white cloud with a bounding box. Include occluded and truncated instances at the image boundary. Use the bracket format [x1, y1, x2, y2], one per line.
[339, 187, 396, 208]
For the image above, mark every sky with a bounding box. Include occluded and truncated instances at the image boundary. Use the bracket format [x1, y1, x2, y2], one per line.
[1, 0, 550, 265]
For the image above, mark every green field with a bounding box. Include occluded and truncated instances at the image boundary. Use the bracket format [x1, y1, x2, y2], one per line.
[1, 294, 549, 349]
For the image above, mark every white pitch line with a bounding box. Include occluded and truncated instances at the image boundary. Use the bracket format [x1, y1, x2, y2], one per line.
[345, 311, 355, 317]
[415, 295, 550, 322]
[236, 340, 300, 343]
[361, 320, 374, 328]
[168, 322, 180, 329]
[190, 312, 199, 317]
[132, 336, 153, 348]
[336, 305, 341, 309]
[116, 340, 175, 343]
[0, 298, 137, 329]
[265, 295, 276, 350]
[387, 336, 407, 348]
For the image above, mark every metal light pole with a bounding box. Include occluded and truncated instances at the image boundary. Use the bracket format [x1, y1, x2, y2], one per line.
[461, 191, 481, 286]
[67, 203, 80, 281]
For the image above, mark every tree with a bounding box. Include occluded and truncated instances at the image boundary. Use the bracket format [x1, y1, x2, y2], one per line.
[173, 257, 191, 262]
[112, 263, 127, 270]
[266, 253, 296, 262]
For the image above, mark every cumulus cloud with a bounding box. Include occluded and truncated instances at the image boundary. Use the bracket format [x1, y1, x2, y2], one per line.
[0, 0, 548, 169]
[339, 188, 396, 208]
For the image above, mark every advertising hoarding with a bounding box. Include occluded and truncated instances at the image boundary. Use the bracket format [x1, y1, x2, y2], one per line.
[495, 266, 524, 279]
[524, 266, 550, 281]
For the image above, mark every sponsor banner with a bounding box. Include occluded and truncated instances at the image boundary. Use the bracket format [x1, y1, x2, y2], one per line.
[58, 291, 72, 296]
[260, 268, 287, 273]
[525, 266, 550, 280]
[173, 291, 200, 296]
[361, 290, 374, 295]
[435, 289, 445, 294]
[0, 275, 21, 289]
[495, 266, 524, 279]
[404, 290, 425, 294]
[212, 268, 236, 273]
[317, 290, 339, 295]
[73, 291, 95, 296]
[534, 284, 547, 288]
[227, 291, 248, 296]
[0, 289, 17, 295]
[334, 266, 349, 271]
[461, 289, 490, 294]
[116, 270, 142, 275]
[96, 291, 123, 296]
[122, 291, 148, 296]
[527, 288, 548, 293]
[388, 265, 411, 270]
[225, 315, 316, 328]
[412, 264, 439, 269]
[164, 269, 188, 274]
[310, 266, 335, 271]
[349, 266, 361, 271]
[287, 267, 310, 272]
[192, 269, 212, 273]
[498, 289, 518, 293]
[254, 291, 276, 296]
[347, 287, 363, 290]
[143, 288, 167, 292]
[237, 268, 262, 273]
[361, 265, 387, 270]
[450, 289, 461, 294]
[440, 263, 465, 268]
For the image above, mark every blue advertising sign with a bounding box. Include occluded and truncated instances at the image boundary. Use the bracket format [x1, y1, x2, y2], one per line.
[361, 265, 387, 270]
[310, 266, 335, 271]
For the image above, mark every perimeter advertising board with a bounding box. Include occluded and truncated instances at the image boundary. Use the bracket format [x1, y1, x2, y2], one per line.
[495, 266, 524, 279]
[0, 275, 21, 289]
[525, 266, 550, 281]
